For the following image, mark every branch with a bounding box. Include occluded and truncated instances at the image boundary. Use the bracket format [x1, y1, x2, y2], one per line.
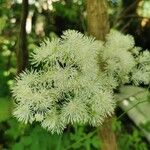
[16, 0, 29, 73]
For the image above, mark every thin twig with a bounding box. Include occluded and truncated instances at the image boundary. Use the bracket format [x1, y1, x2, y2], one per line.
[116, 89, 146, 105]
[117, 100, 149, 120]
[113, 0, 140, 28]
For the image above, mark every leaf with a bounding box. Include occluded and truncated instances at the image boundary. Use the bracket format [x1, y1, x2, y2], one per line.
[12, 143, 24, 150]
[5, 119, 27, 140]
[22, 136, 32, 146]
[0, 97, 11, 122]
[91, 136, 100, 149]
[140, 121, 150, 132]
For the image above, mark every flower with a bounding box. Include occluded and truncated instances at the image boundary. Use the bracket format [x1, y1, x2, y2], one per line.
[12, 30, 150, 134]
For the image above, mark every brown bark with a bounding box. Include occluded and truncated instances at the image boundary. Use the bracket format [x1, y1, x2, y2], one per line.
[87, 0, 117, 150]
[16, 0, 29, 73]
[98, 118, 117, 150]
[87, 0, 109, 41]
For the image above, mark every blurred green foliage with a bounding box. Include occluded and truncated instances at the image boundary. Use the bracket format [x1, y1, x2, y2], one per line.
[112, 119, 149, 150]
[0, 98, 11, 122]
[1, 116, 149, 150]
[3, 119, 100, 150]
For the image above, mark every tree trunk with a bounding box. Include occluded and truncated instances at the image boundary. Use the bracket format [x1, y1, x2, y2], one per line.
[87, 0, 117, 150]
[98, 118, 117, 150]
[87, 0, 109, 40]
[16, 0, 29, 73]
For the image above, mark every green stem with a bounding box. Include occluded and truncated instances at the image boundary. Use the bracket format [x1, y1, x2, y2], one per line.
[117, 100, 149, 120]
[65, 129, 97, 150]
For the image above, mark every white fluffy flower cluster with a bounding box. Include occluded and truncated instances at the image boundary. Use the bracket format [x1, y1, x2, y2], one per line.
[131, 50, 150, 85]
[12, 30, 150, 134]
[98, 30, 150, 88]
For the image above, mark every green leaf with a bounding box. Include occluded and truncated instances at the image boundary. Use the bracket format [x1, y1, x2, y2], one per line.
[5, 119, 27, 140]
[0, 97, 11, 122]
[140, 121, 150, 132]
[22, 136, 32, 146]
[91, 136, 100, 149]
[12, 143, 24, 150]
